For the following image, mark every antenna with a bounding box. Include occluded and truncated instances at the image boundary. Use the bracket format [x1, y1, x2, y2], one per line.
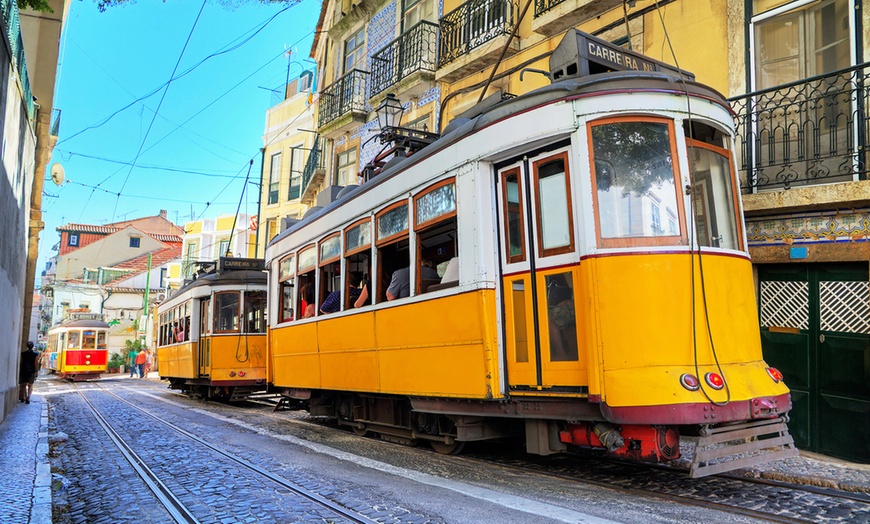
[50, 163, 65, 186]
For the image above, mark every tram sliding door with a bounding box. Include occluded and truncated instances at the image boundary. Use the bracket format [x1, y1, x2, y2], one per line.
[498, 150, 586, 392]
[199, 298, 210, 376]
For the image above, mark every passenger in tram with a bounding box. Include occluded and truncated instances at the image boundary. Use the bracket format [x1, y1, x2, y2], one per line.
[320, 272, 364, 314]
[300, 284, 316, 318]
[386, 260, 438, 300]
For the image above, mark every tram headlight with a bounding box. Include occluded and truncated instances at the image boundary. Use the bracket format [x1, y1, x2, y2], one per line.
[679, 373, 699, 391]
[766, 367, 784, 383]
[704, 372, 725, 390]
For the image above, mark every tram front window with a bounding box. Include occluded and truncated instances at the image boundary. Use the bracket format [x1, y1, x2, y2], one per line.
[214, 292, 240, 332]
[688, 144, 741, 250]
[82, 330, 96, 349]
[68, 331, 80, 349]
[244, 291, 267, 333]
[591, 119, 683, 246]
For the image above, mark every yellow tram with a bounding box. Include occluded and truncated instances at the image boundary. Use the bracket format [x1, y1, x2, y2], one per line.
[264, 30, 796, 477]
[157, 258, 268, 400]
[45, 313, 110, 381]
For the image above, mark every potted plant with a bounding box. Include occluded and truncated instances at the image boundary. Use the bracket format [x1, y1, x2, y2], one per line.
[107, 353, 124, 374]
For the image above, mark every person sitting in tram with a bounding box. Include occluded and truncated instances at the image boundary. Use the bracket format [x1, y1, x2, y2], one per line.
[300, 284, 316, 319]
[386, 260, 438, 300]
[320, 272, 364, 314]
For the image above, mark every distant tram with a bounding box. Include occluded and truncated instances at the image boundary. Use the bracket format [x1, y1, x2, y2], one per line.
[157, 258, 268, 401]
[45, 314, 110, 381]
[264, 30, 796, 477]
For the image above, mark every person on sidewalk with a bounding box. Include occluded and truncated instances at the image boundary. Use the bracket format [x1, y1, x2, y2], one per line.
[135, 349, 147, 378]
[127, 347, 139, 378]
[19, 341, 39, 404]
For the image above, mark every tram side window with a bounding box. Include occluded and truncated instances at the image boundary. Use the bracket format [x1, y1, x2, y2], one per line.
[590, 118, 684, 247]
[244, 291, 267, 333]
[297, 245, 317, 318]
[345, 219, 372, 308]
[82, 330, 96, 349]
[377, 202, 410, 301]
[533, 154, 574, 257]
[214, 292, 240, 332]
[279, 254, 295, 321]
[319, 235, 342, 314]
[98, 331, 107, 349]
[182, 302, 191, 341]
[68, 330, 80, 349]
[415, 179, 457, 294]
[501, 168, 526, 264]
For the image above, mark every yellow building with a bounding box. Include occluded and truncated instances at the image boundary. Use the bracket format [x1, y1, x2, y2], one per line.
[179, 214, 257, 280]
[257, 70, 320, 257]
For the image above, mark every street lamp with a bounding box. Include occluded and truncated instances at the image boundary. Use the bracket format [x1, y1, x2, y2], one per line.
[376, 93, 405, 130]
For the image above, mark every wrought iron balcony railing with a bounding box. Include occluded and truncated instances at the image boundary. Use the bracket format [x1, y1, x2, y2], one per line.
[533, 0, 566, 17]
[439, 0, 514, 67]
[729, 63, 869, 193]
[1, 0, 34, 119]
[300, 136, 324, 195]
[318, 69, 369, 128]
[371, 21, 439, 96]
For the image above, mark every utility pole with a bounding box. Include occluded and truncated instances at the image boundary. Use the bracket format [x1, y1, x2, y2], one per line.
[140, 253, 152, 348]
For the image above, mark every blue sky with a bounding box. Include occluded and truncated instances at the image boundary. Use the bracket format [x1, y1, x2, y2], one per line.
[38, 0, 320, 274]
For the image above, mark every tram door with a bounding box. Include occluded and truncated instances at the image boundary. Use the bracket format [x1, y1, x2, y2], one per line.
[497, 150, 586, 392]
[199, 298, 210, 376]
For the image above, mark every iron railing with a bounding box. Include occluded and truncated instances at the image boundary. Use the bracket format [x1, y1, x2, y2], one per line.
[729, 63, 868, 193]
[50, 108, 61, 136]
[300, 136, 324, 195]
[533, 0, 566, 17]
[371, 21, 439, 96]
[439, 0, 514, 67]
[289, 143, 320, 200]
[1, 0, 34, 119]
[318, 69, 369, 128]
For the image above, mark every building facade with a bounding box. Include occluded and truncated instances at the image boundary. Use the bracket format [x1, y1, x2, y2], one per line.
[180, 213, 257, 279]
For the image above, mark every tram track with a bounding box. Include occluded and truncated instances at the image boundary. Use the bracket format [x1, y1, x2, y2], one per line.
[74, 382, 379, 524]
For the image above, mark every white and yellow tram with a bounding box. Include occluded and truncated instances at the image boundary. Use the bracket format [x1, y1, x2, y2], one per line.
[264, 30, 795, 477]
[157, 258, 268, 400]
[45, 314, 110, 381]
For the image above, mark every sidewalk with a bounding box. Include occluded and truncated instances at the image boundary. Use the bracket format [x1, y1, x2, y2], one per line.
[0, 393, 51, 524]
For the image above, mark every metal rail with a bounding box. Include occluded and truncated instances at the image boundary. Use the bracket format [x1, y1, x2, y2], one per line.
[101, 384, 378, 524]
[74, 386, 200, 524]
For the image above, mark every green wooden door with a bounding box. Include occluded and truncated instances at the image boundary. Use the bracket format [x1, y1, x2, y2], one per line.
[758, 263, 869, 463]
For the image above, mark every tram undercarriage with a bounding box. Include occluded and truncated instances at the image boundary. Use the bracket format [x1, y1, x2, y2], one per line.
[167, 378, 267, 402]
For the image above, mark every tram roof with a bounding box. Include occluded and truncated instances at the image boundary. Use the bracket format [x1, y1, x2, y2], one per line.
[269, 71, 728, 249]
[170, 269, 267, 298]
[52, 319, 110, 330]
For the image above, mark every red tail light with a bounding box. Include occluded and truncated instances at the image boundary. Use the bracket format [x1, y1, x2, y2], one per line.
[679, 373, 700, 391]
[766, 367, 783, 383]
[238, 371, 246, 377]
[704, 372, 724, 390]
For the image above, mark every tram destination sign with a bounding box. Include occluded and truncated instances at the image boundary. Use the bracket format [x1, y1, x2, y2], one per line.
[550, 29, 695, 82]
[219, 257, 265, 272]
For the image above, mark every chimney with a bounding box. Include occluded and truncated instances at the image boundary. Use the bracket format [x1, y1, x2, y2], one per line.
[159, 210, 167, 219]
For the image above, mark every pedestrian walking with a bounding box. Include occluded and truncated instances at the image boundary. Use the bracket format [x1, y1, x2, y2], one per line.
[127, 346, 139, 378]
[135, 349, 147, 378]
[143, 348, 153, 376]
[19, 341, 39, 404]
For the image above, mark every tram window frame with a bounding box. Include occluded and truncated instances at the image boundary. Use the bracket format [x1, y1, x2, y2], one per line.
[213, 292, 241, 333]
[532, 152, 576, 258]
[588, 116, 687, 249]
[500, 167, 527, 264]
[244, 290, 267, 333]
[376, 201, 410, 302]
[319, 233, 342, 313]
[344, 218, 373, 308]
[297, 244, 317, 319]
[414, 179, 457, 294]
[685, 138, 744, 251]
[82, 330, 96, 349]
[279, 253, 296, 322]
[68, 330, 80, 349]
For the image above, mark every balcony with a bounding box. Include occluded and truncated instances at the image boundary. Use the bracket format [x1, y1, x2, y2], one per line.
[317, 69, 369, 135]
[730, 63, 869, 201]
[300, 136, 326, 206]
[1, 0, 34, 119]
[371, 21, 439, 99]
[437, 0, 518, 83]
[531, 0, 621, 37]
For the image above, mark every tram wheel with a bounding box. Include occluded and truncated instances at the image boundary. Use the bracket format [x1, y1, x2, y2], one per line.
[352, 425, 368, 437]
[429, 440, 465, 455]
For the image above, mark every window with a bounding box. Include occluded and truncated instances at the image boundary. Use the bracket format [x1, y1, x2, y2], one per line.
[336, 148, 358, 187]
[97, 331, 107, 349]
[688, 141, 743, 250]
[377, 202, 410, 302]
[68, 233, 79, 247]
[159, 268, 167, 288]
[244, 291, 267, 333]
[297, 245, 317, 319]
[319, 234, 342, 314]
[218, 239, 230, 258]
[650, 203, 662, 235]
[403, 0, 435, 30]
[214, 292, 240, 332]
[344, 27, 365, 73]
[268, 153, 281, 205]
[279, 254, 295, 322]
[533, 153, 575, 257]
[753, 0, 849, 90]
[544, 272, 578, 362]
[590, 118, 684, 248]
[266, 218, 278, 243]
[130, 237, 141, 248]
[415, 179, 458, 295]
[501, 168, 526, 264]
[345, 219, 372, 309]
[82, 330, 97, 349]
[288, 145, 305, 200]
